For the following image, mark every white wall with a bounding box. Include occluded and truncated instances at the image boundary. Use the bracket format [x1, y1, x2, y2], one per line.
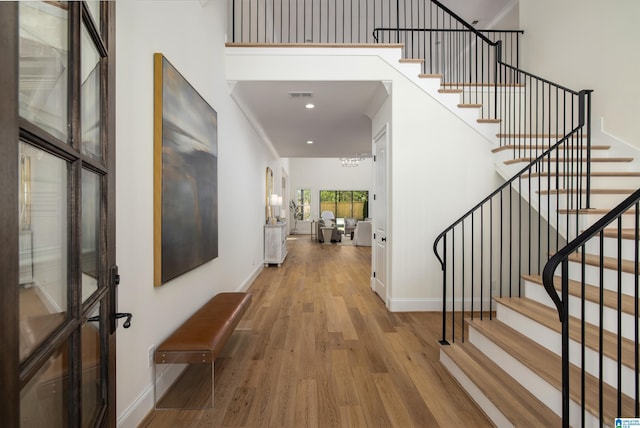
[488, 0, 519, 30]
[519, 0, 640, 147]
[115, 1, 283, 426]
[288, 157, 373, 233]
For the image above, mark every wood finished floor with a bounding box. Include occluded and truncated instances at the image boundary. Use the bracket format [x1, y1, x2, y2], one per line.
[140, 236, 491, 427]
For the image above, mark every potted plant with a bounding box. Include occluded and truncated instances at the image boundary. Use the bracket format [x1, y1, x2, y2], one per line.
[289, 200, 302, 232]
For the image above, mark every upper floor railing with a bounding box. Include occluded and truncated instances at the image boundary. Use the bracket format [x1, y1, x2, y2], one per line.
[230, 0, 522, 71]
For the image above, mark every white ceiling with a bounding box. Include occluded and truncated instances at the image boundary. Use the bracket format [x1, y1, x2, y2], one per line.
[230, 80, 388, 158]
[229, 0, 516, 159]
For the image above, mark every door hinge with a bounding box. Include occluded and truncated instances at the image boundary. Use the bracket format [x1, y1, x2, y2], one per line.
[109, 265, 120, 334]
[373, 271, 376, 278]
[111, 265, 120, 287]
[373, 194, 376, 200]
[373, 233, 376, 240]
[373, 155, 376, 162]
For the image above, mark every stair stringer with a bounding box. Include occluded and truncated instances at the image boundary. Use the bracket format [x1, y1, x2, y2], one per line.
[383, 58, 501, 145]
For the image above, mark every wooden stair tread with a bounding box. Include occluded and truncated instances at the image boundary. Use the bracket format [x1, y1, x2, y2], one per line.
[567, 251, 639, 275]
[418, 73, 443, 79]
[497, 133, 588, 138]
[442, 82, 525, 88]
[399, 58, 424, 63]
[523, 274, 639, 316]
[504, 157, 633, 165]
[556, 208, 636, 215]
[494, 297, 637, 370]
[438, 88, 463, 94]
[524, 171, 640, 178]
[468, 318, 636, 422]
[478, 118, 501, 123]
[538, 188, 635, 195]
[458, 103, 482, 108]
[603, 228, 639, 240]
[441, 342, 562, 427]
[225, 42, 404, 49]
[492, 144, 610, 153]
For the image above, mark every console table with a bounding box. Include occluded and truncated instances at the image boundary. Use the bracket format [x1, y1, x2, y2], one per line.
[264, 222, 287, 266]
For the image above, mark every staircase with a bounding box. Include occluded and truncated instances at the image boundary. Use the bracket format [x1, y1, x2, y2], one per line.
[418, 26, 640, 428]
[227, 0, 639, 424]
[418, 61, 639, 425]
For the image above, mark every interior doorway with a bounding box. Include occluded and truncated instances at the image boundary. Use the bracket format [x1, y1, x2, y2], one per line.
[373, 124, 389, 304]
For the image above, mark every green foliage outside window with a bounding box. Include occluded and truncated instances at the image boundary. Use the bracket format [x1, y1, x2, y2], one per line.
[293, 189, 310, 220]
[319, 190, 368, 220]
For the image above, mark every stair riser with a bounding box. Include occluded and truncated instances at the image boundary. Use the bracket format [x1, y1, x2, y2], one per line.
[567, 261, 638, 296]
[564, 215, 639, 234]
[541, 193, 633, 212]
[493, 151, 613, 167]
[583, 236, 639, 261]
[496, 302, 639, 400]
[439, 350, 514, 428]
[514, 185, 628, 214]
[524, 281, 638, 340]
[470, 326, 626, 426]
[468, 327, 563, 416]
[520, 176, 640, 191]
[500, 161, 635, 175]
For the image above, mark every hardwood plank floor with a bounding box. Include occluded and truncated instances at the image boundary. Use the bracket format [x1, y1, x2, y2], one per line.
[139, 236, 491, 427]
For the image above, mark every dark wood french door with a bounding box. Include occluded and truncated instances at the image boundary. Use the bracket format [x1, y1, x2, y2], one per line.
[0, 2, 117, 426]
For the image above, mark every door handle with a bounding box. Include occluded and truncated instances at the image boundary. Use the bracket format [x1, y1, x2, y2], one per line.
[88, 312, 133, 329]
[114, 312, 133, 328]
[381, 237, 387, 242]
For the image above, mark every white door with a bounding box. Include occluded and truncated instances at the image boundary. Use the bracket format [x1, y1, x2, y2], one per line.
[373, 125, 388, 303]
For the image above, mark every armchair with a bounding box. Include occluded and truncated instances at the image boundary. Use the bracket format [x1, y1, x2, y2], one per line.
[344, 217, 357, 238]
[354, 221, 372, 246]
[316, 214, 342, 243]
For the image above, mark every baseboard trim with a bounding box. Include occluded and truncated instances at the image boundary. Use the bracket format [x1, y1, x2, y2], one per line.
[117, 363, 187, 428]
[117, 382, 154, 428]
[237, 264, 263, 292]
[115, 265, 260, 428]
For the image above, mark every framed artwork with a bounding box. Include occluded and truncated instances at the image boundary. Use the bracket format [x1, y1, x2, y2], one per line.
[153, 53, 218, 286]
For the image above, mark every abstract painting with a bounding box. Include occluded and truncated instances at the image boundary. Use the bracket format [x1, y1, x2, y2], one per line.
[153, 53, 218, 286]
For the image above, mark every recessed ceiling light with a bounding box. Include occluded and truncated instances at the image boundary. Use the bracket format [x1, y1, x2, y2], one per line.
[306, 140, 314, 144]
[305, 103, 315, 109]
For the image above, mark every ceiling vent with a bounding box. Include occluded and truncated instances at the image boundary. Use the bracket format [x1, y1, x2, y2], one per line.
[288, 91, 314, 98]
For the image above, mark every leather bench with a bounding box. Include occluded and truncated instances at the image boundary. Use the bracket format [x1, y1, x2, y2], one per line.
[154, 292, 251, 409]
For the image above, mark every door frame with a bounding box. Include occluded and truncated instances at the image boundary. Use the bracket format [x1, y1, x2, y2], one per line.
[372, 123, 390, 305]
[105, 1, 117, 425]
[0, 3, 20, 426]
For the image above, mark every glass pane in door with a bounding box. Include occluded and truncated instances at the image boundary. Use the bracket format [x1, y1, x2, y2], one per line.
[19, 142, 69, 362]
[82, 170, 100, 302]
[81, 303, 103, 427]
[19, 1, 69, 142]
[80, 23, 102, 161]
[20, 337, 70, 428]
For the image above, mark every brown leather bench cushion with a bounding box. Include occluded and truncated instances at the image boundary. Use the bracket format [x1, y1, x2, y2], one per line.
[155, 292, 251, 365]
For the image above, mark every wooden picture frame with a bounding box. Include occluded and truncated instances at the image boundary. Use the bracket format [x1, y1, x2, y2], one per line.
[153, 53, 218, 286]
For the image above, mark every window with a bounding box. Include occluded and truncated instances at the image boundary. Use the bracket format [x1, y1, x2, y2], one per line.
[319, 190, 369, 220]
[294, 188, 311, 220]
